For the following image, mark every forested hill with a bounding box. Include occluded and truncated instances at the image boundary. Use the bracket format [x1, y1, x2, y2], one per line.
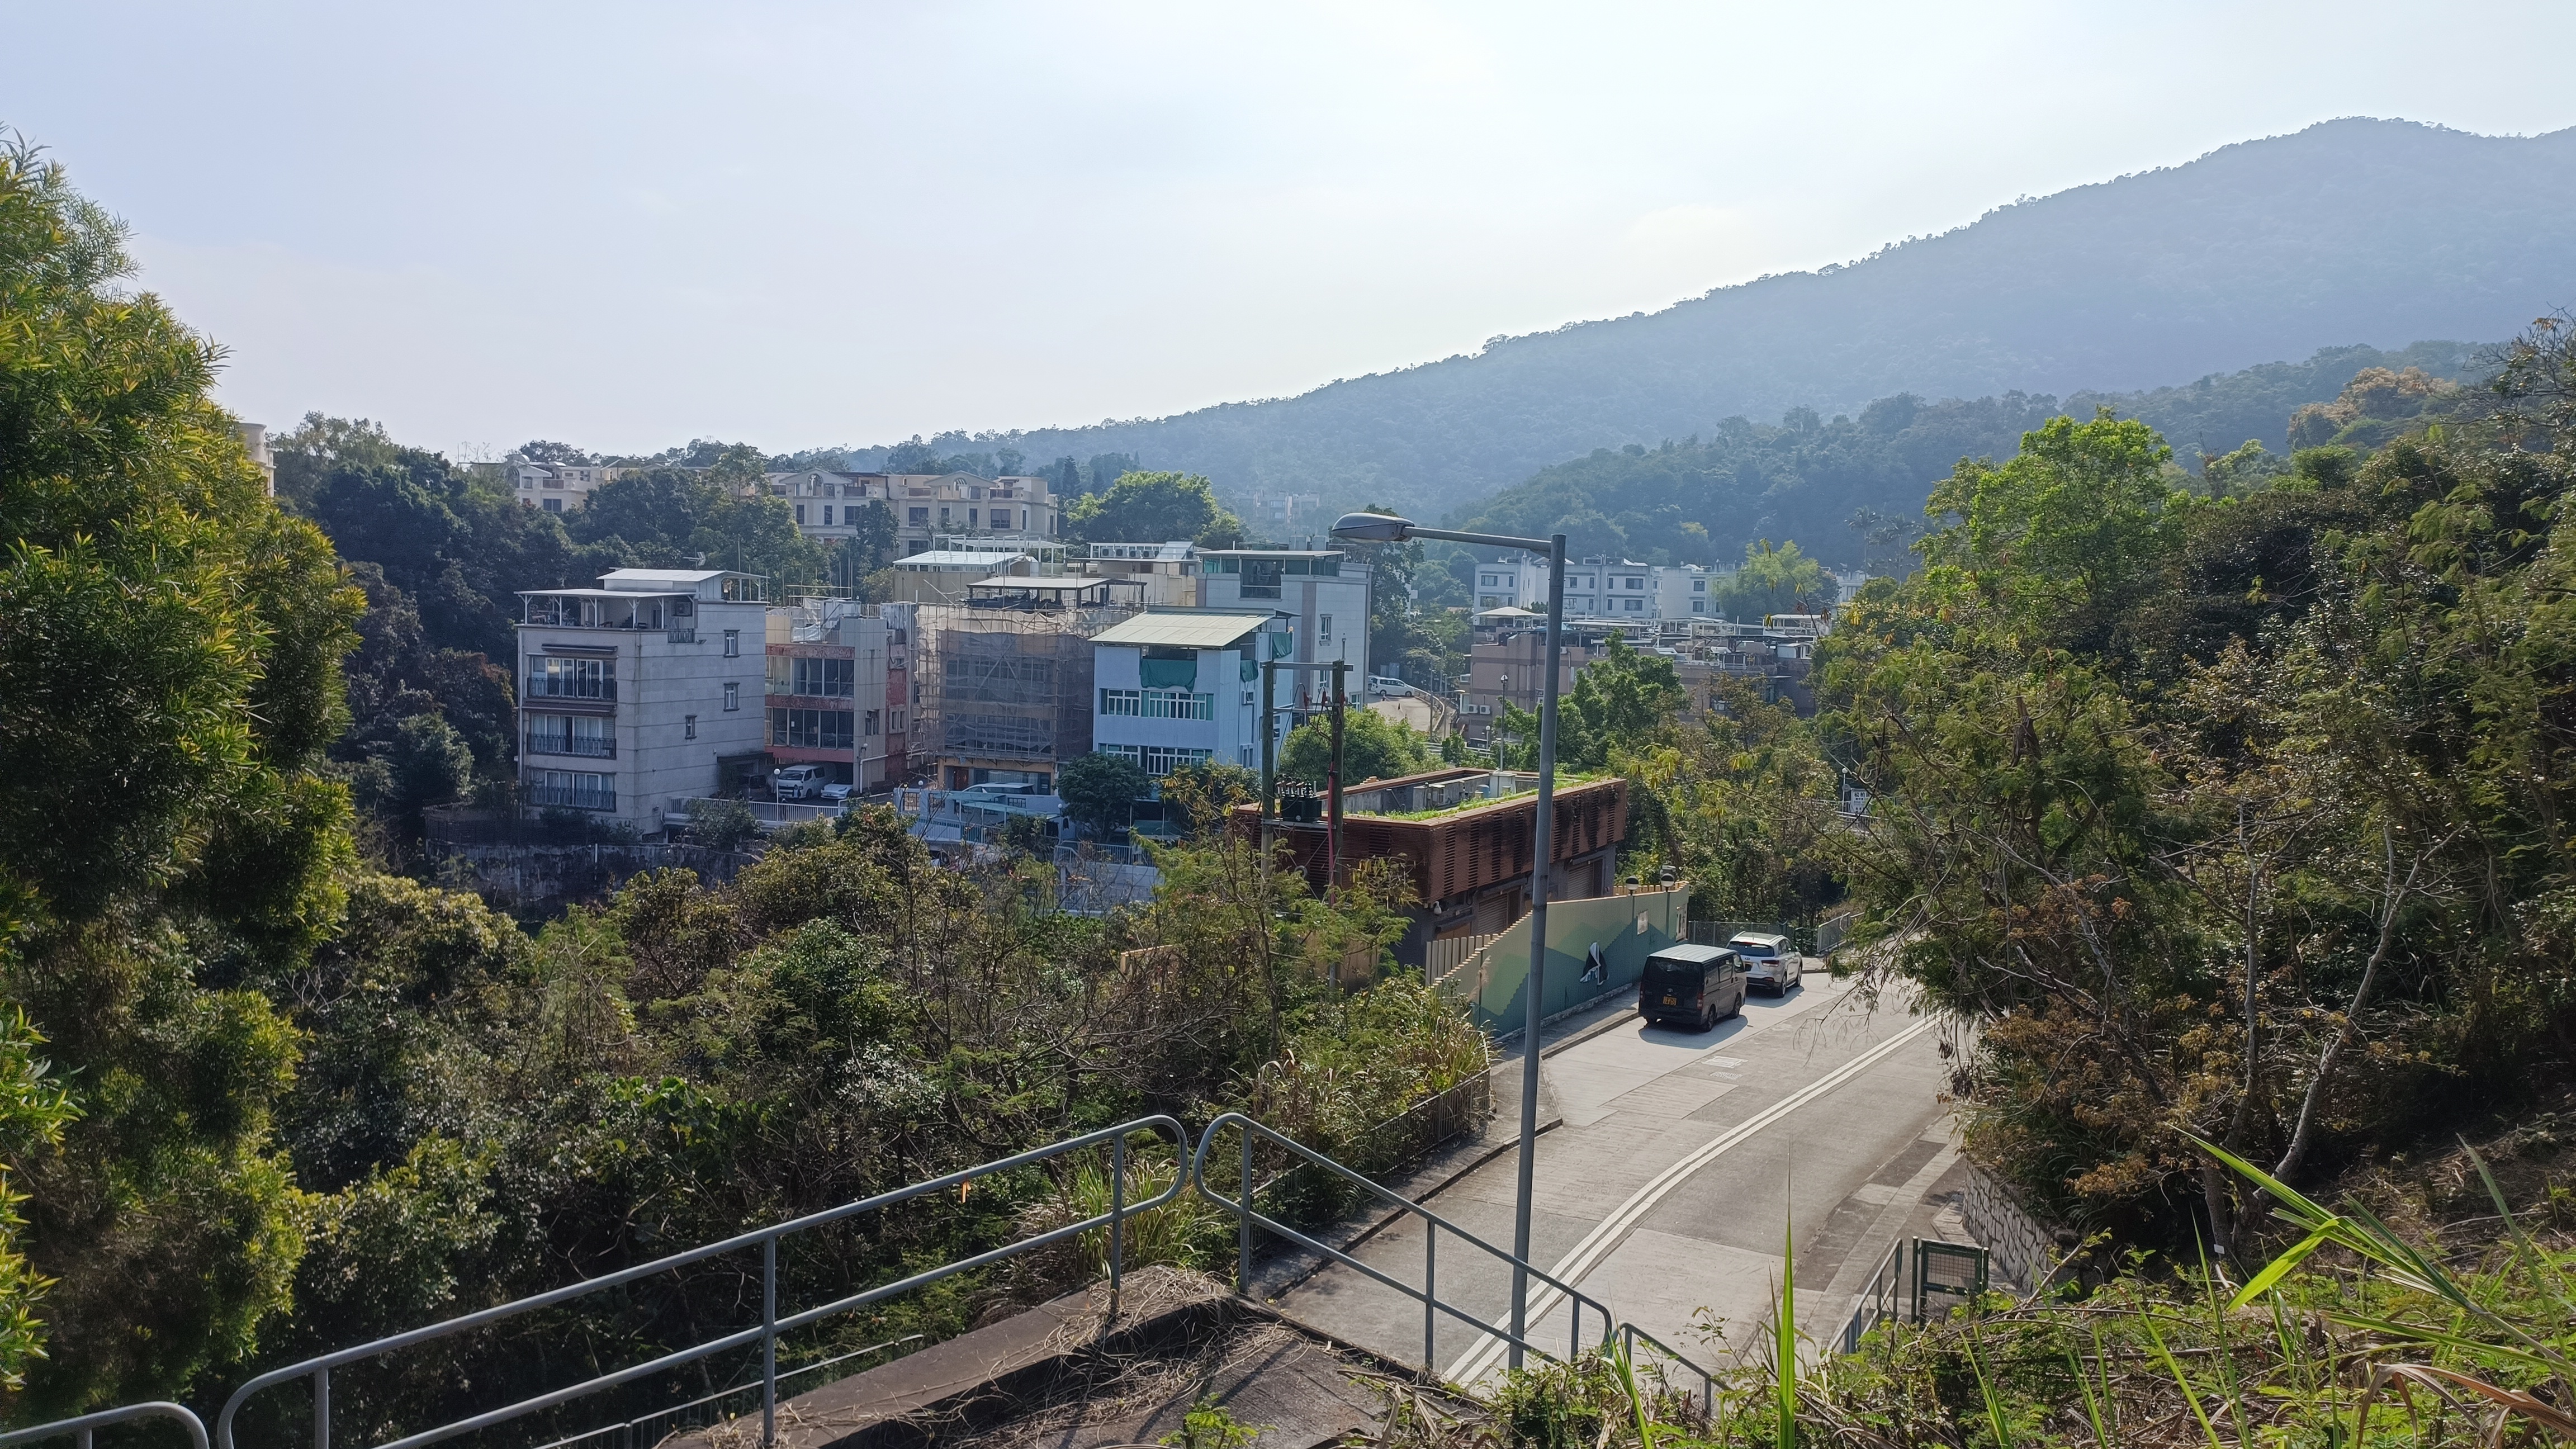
[903, 119, 2574, 518]
[1448, 338, 2484, 567]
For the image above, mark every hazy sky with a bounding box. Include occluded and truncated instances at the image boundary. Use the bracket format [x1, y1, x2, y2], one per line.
[9, 2, 2574, 459]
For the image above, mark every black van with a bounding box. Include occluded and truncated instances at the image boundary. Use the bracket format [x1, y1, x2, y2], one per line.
[1638, 944, 1744, 1031]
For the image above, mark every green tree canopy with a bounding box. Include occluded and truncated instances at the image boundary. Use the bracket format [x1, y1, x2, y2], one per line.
[1710, 538, 1837, 622]
[1063, 471, 1243, 548]
[1057, 751, 1149, 836]
[1278, 707, 1432, 788]
[571, 466, 824, 586]
[1494, 632, 1684, 771]
[0, 134, 360, 1408]
[1916, 409, 2181, 652]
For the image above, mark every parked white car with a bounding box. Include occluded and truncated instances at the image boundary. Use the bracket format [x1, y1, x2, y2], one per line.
[1729, 931, 1800, 995]
[774, 764, 827, 801]
[821, 782, 854, 806]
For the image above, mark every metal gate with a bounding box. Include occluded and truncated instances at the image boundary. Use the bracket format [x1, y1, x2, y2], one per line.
[1838, 1238, 1991, 1352]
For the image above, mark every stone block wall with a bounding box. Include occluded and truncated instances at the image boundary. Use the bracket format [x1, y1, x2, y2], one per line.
[1960, 1163, 2059, 1291]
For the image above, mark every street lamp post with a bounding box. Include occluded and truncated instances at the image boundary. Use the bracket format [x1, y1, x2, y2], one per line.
[1333, 512, 1565, 1370]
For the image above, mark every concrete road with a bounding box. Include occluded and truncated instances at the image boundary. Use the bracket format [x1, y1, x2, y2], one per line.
[1272, 972, 1953, 1383]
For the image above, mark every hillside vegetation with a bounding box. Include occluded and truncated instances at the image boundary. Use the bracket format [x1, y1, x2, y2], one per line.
[0, 136, 1480, 1426]
[852, 120, 2576, 519]
[1444, 339, 2482, 568]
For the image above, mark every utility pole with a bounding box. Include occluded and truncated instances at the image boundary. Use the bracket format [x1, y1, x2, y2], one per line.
[1331, 513, 1565, 1372]
[1327, 660, 1348, 894]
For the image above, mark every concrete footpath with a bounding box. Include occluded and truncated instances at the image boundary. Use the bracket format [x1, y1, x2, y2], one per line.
[1272, 972, 1955, 1382]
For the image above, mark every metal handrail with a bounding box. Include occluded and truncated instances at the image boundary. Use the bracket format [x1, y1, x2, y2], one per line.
[1617, 1322, 1716, 1423]
[0, 1403, 209, 1449]
[1190, 1112, 1627, 1376]
[526, 1336, 921, 1449]
[216, 1116, 1187, 1449]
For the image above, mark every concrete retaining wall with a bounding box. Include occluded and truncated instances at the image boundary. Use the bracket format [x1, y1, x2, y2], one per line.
[1437, 886, 1690, 1034]
[1959, 1163, 2059, 1291]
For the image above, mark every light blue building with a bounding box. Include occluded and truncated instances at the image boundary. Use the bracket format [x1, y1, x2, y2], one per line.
[1088, 611, 1293, 776]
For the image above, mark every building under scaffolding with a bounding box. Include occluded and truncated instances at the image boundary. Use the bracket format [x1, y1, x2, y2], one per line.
[910, 576, 1136, 790]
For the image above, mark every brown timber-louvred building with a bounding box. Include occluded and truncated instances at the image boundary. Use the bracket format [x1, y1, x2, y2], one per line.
[1231, 766, 1628, 967]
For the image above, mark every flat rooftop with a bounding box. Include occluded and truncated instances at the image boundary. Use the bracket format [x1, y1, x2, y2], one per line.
[1090, 612, 1273, 649]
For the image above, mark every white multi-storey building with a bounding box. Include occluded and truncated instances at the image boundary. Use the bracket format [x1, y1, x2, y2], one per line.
[505, 460, 623, 512]
[1090, 612, 1291, 775]
[1473, 553, 1738, 621]
[515, 569, 770, 832]
[765, 471, 1063, 552]
[1471, 555, 1652, 618]
[1655, 564, 1719, 618]
[1196, 547, 1371, 689]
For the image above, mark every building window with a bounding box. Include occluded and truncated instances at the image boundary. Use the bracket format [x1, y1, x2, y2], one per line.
[1626, 598, 1643, 612]
[889, 709, 905, 732]
[823, 505, 834, 526]
[771, 708, 854, 749]
[1098, 688, 1213, 720]
[939, 506, 951, 527]
[795, 505, 807, 524]
[723, 682, 740, 711]
[967, 508, 979, 528]
[543, 497, 564, 513]
[527, 769, 614, 811]
[1102, 743, 1213, 777]
[791, 656, 855, 697]
[1692, 600, 1706, 614]
[908, 506, 929, 527]
[1238, 558, 1282, 599]
[526, 655, 613, 700]
[1019, 509, 1029, 530]
[1693, 579, 1707, 592]
[864, 709, 880, 735]
[1319, 613, 1332, 643]
[723, 629, 741, 657]
[524, 713, 614, 758]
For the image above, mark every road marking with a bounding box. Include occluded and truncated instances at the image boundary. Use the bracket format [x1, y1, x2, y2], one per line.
[1443, 1012, 1943, 1384]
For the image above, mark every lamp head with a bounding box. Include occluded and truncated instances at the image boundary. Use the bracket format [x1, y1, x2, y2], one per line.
[1330, 512, 1412, 543]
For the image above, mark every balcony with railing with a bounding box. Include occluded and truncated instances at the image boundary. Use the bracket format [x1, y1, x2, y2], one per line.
[525, 662, 617, 702]
[520, 590, 694, 631]
[524, 728, 615, 759]
[525, 773, 616, 811]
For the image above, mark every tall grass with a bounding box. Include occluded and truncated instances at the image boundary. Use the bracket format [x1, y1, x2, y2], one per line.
[1417, 1139, 2576, 1447]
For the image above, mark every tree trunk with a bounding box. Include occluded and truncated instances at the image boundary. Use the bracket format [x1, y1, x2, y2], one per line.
[2274, 844, 2429, 1182]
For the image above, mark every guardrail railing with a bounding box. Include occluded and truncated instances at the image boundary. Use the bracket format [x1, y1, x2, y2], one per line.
[1194, 1111, 1642, 1378]
[0, 1403, 207, 1449]
[525, 1337, 920, 1449]
[212, 1116, 1185, 1449]
[25, 1111, 1736, 1449]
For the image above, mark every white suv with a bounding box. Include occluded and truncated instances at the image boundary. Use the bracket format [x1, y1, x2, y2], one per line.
[1728, 932, 1799, 995]
[774, 764, 827, 801]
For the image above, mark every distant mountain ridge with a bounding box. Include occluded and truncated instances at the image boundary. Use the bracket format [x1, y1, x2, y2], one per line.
[842, 119, 2576, 519]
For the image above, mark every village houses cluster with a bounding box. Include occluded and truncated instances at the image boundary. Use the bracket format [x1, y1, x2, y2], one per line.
[503, 456, 1846, 914]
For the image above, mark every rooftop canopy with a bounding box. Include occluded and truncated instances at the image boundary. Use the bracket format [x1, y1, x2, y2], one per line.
[1090, 612, 1275, 650]
[598, 568, 766, 601]
[894, 549, 1035, 569]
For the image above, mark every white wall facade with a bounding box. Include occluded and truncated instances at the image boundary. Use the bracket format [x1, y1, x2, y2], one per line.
[1091, 638, 1282, 774]
[1197, 550, 1372, 687]
[506, 461, 621, 513]
[517, 572, 769, 832]
[1654, 564, 1719, 618]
